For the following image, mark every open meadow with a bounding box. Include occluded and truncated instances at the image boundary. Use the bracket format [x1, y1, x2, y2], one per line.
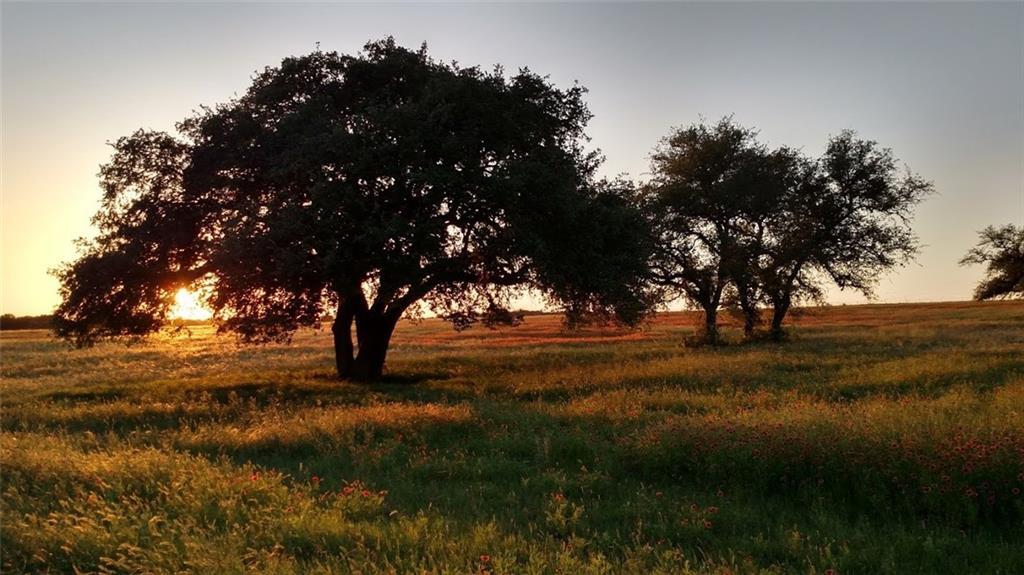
[2, 301, 1023, 574]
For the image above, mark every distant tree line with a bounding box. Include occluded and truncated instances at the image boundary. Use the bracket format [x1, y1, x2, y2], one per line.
[0, 314, 54, 331]
[52, 38, 944, 380]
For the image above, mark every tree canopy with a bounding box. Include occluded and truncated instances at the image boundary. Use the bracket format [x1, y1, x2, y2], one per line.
[754, 130, 932, 337]
[54, 39, 654, 380]
[961, 224, 1024, 300]
[644, 119, 794, 343]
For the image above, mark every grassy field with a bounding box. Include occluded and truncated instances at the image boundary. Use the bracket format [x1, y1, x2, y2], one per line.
[2, 301, 1023, 574]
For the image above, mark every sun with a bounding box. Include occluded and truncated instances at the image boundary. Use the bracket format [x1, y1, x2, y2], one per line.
[169, 288, 212, 321]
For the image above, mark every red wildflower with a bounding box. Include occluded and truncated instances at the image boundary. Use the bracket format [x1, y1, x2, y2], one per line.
[480, 555, 491, 563]
[362, 490, 372, 498]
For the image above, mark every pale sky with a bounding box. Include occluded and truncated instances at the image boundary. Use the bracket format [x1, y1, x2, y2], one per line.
[2, 2, 1022, 315]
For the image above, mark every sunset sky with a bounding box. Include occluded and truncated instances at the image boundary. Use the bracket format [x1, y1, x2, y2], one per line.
[2, 2, 1022, 315]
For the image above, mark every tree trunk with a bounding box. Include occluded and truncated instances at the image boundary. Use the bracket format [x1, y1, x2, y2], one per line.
[349, 311, 398, 381]
[702, 305, 720, 345]
[742, 309, 757, 339]
[769, 297, 791, 340]
[332, 311, 355, 379]
[734, 280, 760, 340]
[738, 292, 759, 340]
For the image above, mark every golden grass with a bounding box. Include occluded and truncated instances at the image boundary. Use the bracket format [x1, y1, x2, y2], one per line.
[2, 300, 1023, 573]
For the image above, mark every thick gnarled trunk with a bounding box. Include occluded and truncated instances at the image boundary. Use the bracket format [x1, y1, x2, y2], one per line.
[350, 311, 397, 380]
[332, 312, 355, 378]
[332, 303, 399, 381]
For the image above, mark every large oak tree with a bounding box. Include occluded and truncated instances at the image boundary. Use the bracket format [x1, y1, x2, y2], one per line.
[54, 39, 654, 380]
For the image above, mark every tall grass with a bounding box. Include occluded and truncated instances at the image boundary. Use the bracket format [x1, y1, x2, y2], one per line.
[2, 301, 1023, 573]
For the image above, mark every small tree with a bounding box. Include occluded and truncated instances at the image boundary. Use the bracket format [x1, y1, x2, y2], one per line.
[753, 131, 932, 338]
[725, 146, 806, 339]
[54, 39, 654, 380]
[960, 224, 1024, 300]
[644, 118, 788, 344]
[645, 120, 931, 343]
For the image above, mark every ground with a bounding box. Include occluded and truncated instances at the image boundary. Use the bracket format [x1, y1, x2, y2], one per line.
[2, 301, 1023, 574]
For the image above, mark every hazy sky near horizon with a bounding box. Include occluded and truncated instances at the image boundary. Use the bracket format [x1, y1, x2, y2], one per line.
[2, 2, 1022, 315]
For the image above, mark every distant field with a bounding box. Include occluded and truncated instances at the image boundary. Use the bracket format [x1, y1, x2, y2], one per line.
[2, 301, 1023, 574]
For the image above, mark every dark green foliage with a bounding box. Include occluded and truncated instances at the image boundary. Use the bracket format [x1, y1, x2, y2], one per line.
[53, 39, 654, 380]
[961, 224, 1024, 300]
[53, 131, 194, 346]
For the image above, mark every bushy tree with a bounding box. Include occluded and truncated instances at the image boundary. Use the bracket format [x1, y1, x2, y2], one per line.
[644, 118, 791, 343]
[645, 119, 931, 343]
[647, 118, 761, 339]
[756, 131, 932, 338]
[960, 224, 1024, 300]
[54, 39, 654, 380]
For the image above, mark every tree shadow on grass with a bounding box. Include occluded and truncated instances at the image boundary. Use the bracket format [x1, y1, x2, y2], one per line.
[40, 389, 129, 402]
[307, 368, 454, 386]
[4, 371, 482, 444]
[824, 359, 1023, 400]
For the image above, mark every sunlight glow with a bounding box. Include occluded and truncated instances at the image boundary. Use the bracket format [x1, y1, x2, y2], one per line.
[169, 288, 212, 321]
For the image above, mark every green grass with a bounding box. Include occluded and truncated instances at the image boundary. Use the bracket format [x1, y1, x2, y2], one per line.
[2, 301, 1023, 573]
